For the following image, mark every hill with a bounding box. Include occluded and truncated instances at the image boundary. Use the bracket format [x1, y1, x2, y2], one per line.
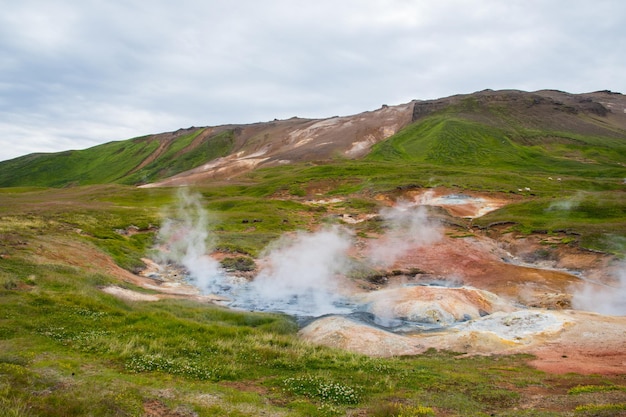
[1, 89, 625, 188]
[0, 103, 415, 187]
[370, 90, 626, 169]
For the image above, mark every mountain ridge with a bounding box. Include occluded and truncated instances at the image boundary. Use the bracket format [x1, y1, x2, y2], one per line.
[1, 89, 625, 188]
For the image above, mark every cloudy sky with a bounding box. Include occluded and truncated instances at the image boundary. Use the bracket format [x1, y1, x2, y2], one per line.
[1, 0, 624, 161]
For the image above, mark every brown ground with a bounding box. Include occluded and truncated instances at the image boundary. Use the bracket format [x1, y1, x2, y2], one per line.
[525, 311, 626, 375]
[141, 102, 415, 187]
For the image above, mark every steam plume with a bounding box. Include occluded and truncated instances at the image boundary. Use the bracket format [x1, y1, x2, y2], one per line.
[366, 201, 441, 267]
[571, 265, 626, 316]
[248, 226, 353, 316]
[155, 188, 222, 291]
[546, 191, 585, 212]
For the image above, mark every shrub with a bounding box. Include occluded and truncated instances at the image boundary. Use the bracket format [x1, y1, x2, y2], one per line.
[370, 402, 435, 417]
[282, 375, 362, 405]
[220, 256, 256, 272]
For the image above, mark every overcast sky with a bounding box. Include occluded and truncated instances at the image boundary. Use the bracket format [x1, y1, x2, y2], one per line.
[1, 0, 624, 162]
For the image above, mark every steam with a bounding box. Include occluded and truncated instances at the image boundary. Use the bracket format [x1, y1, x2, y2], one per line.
[154, 189, 356, 316]
[243, 226, 354, 316]
[366, 201, 441, 267]
[546, 191, 585, 212]
[154, 190, 443, 318]
[155, 189, 222, 291]
[571, 265, 626, 316]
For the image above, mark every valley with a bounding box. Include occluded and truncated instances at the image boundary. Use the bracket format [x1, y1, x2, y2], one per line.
[1, 89, 625, 416]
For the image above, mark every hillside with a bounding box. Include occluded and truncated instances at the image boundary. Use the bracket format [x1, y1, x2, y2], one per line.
[0, 103, 414, 187]
[1, 89, 625, 188]
[370, 90, 626, 169]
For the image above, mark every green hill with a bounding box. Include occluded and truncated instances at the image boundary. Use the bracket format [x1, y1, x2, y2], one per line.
[1, 89, 625, 190]
[368, 96, 626, 176]
[0, 128, 235, 187]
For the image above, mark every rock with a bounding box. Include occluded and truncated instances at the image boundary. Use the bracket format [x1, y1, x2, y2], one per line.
[357, 286, 514, 326]
[299, 316, 425, 356]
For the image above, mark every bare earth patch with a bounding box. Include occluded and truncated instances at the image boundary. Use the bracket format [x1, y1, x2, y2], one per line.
[101, 286, 160, 301]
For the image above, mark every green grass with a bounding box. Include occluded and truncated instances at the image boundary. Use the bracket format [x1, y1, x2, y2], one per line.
[568, 385, 626, 395]
[0, 128, 235, 188]
[473, 191, 626, 254]
[122, 129, 235, 185]
[574, 403, 626, 416]
[0, 137, 160, 187]
[367, 115, 626, 178]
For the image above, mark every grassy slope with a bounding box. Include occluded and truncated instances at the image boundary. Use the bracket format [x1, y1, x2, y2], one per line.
[2, 186, 625, 417]
[0, 129, 235, 188]
[123, 129, 235, 185]
[367, 114, 626, 176]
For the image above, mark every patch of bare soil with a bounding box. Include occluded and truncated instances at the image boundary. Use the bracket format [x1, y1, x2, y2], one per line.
[523, 311, 626, 375]
[98, 258, 229, 304]
[30, 235, 223, 304]
[31, 234, 146, 284]
[357, 286, 515, 326]
[362, 216, 605, 309]
[143, 399, 194, 417]
[142, 103, 414, 186]
[101, 286, 160, 301]
[406, 188, 511, 218]
[299, 316, 425, 357]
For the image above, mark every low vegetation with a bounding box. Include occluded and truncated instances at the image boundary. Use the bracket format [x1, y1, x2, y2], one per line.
[0, 128, 235, 187]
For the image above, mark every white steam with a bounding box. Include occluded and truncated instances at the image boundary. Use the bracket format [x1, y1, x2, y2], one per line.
[155, 189, 356, 316]
[245, 226, 354, 316]
[155, 189, 222, 291]
[153, 190, 443, 318]
[366, 201, 441, 267]
[571, 265, 626, 316]
[546, 191, 585, 212]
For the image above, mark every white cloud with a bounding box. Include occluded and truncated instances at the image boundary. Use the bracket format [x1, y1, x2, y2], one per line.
[1, 0, 625, 161]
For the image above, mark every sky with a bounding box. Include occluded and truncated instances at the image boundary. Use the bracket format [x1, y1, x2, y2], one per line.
[1, 0, 625, 162]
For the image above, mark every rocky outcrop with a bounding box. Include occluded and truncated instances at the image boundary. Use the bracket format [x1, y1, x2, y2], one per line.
[357, 286, 514, 326]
